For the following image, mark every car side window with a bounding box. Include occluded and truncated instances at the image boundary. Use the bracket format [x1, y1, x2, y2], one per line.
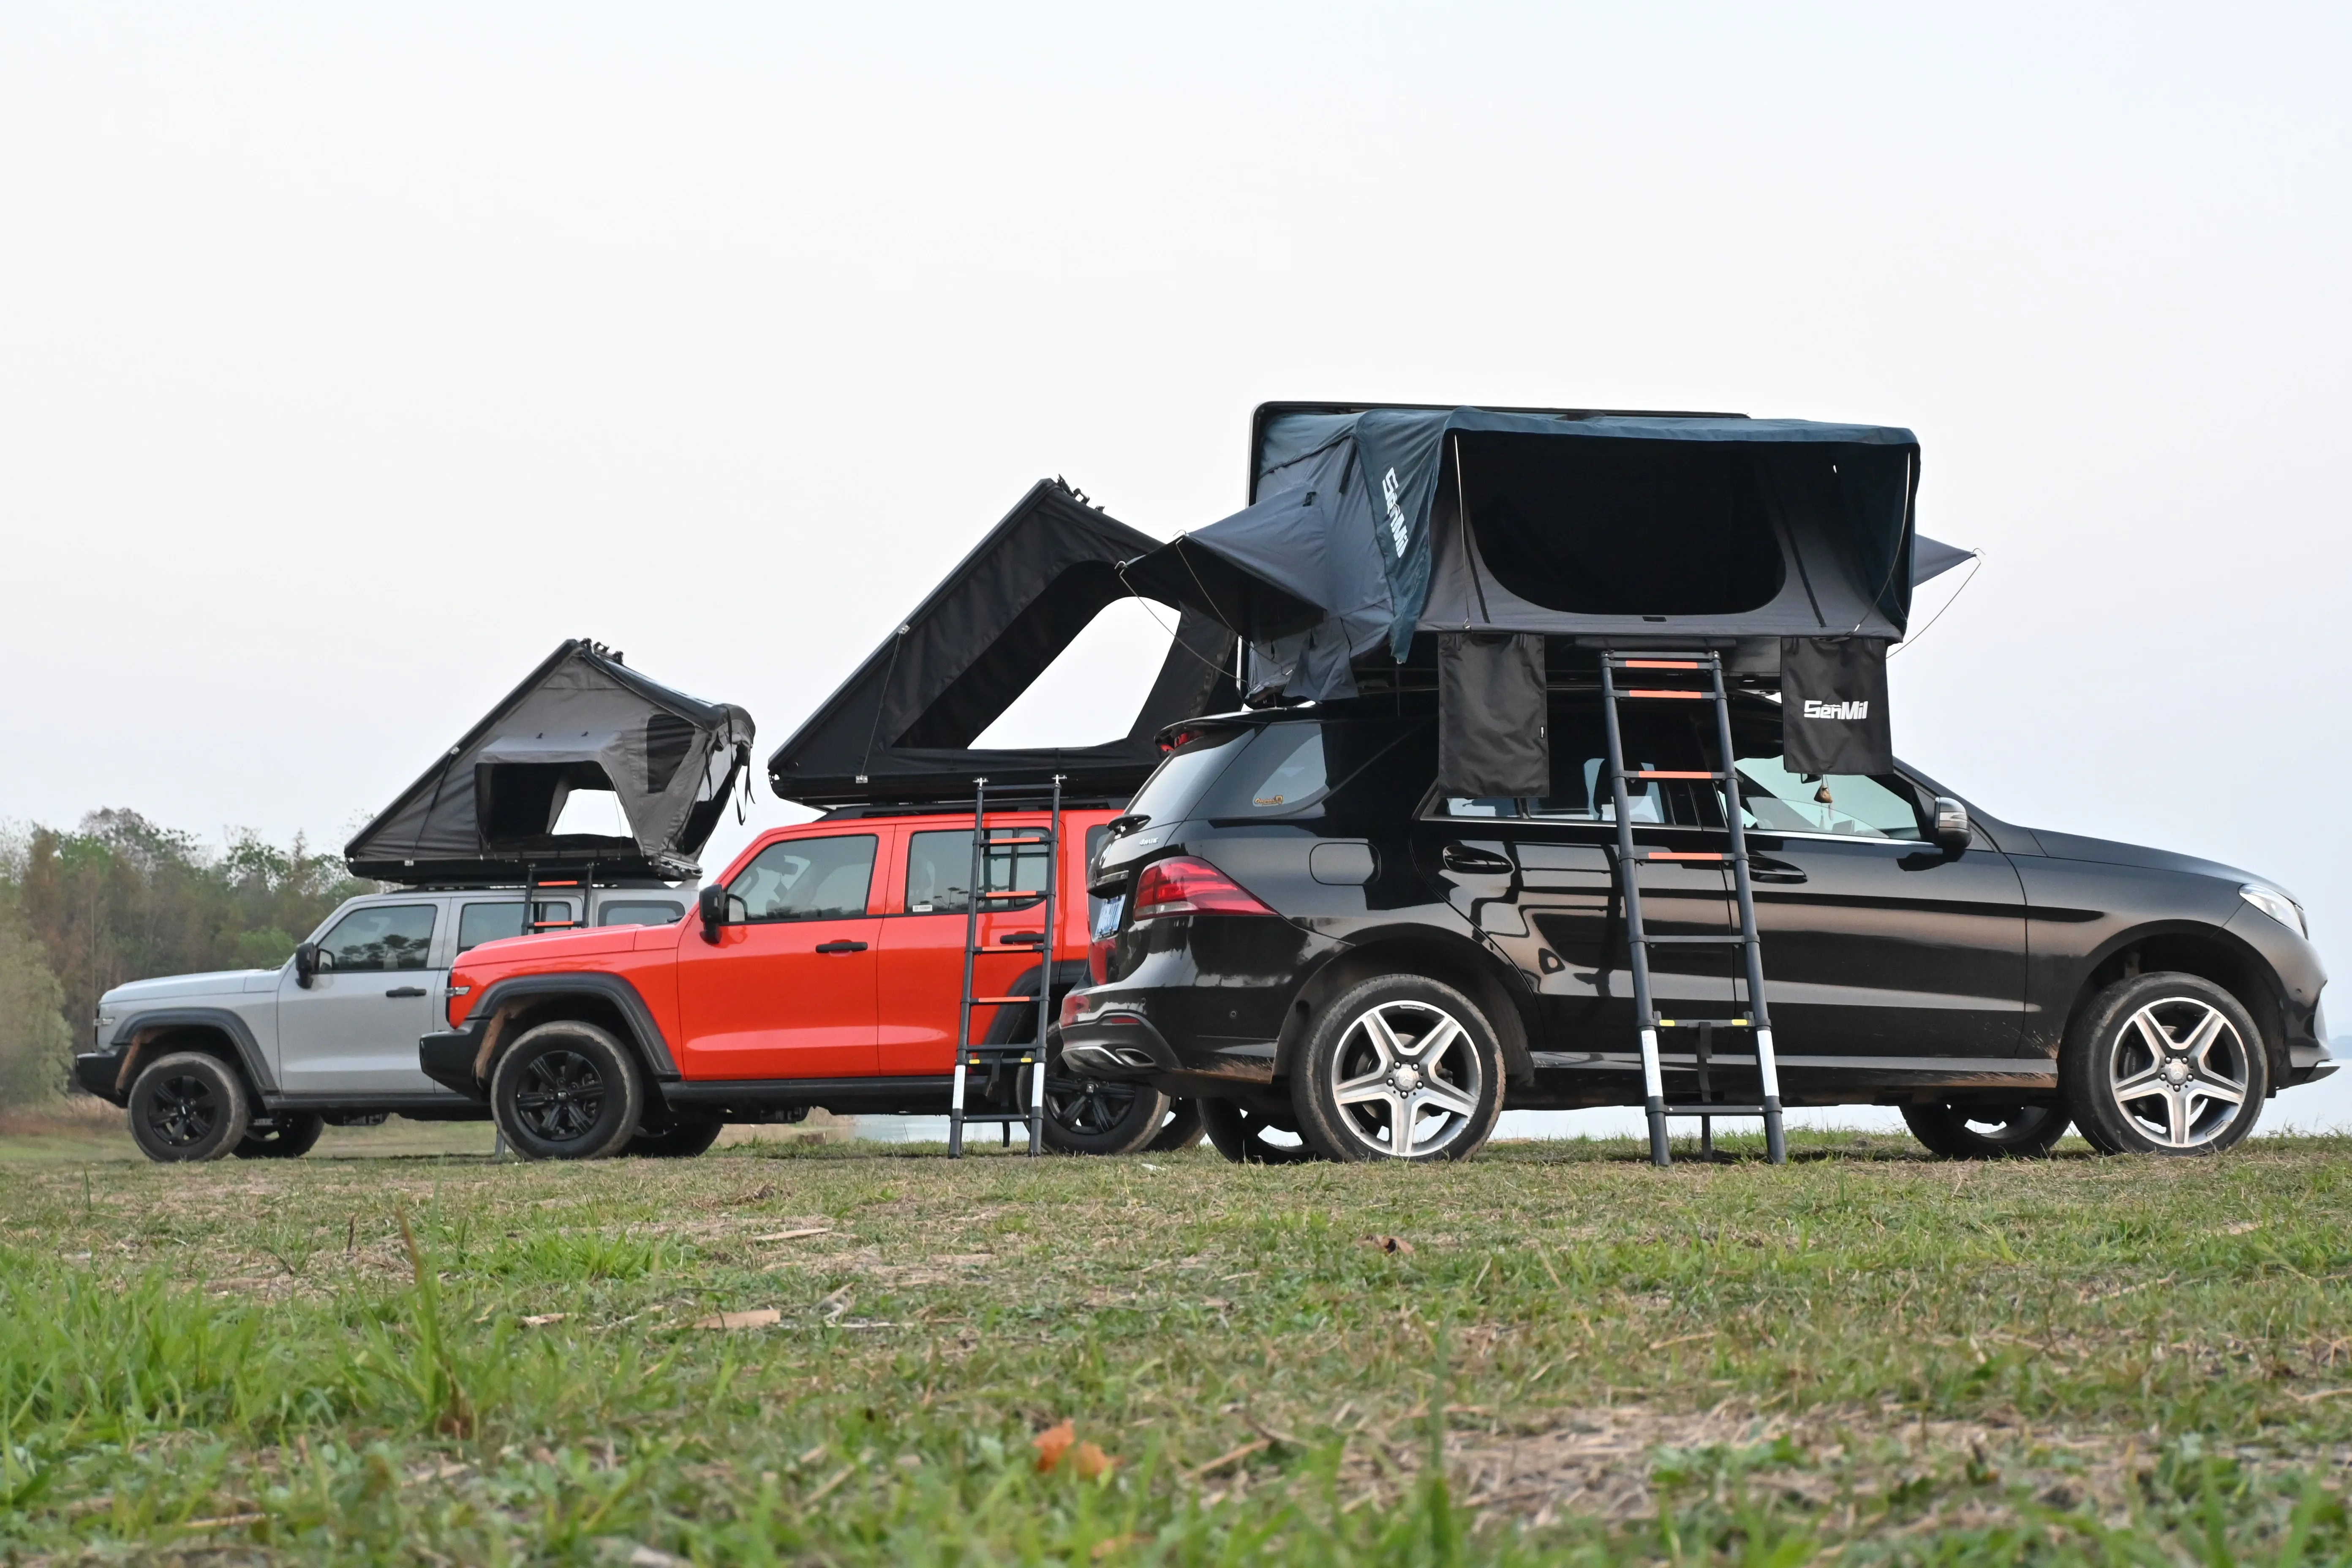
[455, 901, 575, 955]
[728, 835, 878, 922]
[318, 904, 438, 972]
[596, 898, 684, 928]
[904, 829, 1048, 914]
[1734, 756, 1925, 840]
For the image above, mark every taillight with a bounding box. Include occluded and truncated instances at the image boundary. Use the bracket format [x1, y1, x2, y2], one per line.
[1132, 856, 1274, 920]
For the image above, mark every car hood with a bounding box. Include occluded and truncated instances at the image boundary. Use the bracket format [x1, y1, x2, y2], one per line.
[461, 927, 642, 966]
[2028, 828, 2268, 890]
[102, 968, 277, 1007]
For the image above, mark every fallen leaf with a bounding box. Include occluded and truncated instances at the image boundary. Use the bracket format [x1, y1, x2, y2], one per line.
[1190, 1437, 1270, 1477]
[691, 1309, 781, 1330]
[751, 1228, 833, 1242]
[2218, 1220, 2265, 1236]
[1033, 1418, 1076, 1472]
[627, 1547, 687, 1568]
[521, 1313, 571, 1327]
[177, 1514, 265, 1531]
[1365, 1235, 1415, 1256]
[1070, 1441, 1117, 1480]
[1092, 1533, 1149, 1560]
[1647, 1331, 1717, 1351]
[1201, 1297, 1233, 1309]
[817, 1285, 854, 1322]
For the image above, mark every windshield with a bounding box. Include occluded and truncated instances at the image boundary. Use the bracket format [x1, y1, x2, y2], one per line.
[1123, 729, 1250, 827]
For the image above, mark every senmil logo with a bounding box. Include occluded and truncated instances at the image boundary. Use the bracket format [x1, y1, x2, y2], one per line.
[1802, 699, 1870, 721]
[1381, 467, 1409, 558]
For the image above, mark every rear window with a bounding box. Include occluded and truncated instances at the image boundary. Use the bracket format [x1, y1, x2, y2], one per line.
[1123, 728, 1251, 827]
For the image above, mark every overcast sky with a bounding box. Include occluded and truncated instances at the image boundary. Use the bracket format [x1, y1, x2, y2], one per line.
[4, 5, 2347, 1132]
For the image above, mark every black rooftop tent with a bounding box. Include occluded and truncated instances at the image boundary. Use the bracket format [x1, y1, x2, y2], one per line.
[346, 640, 754, 884]
[766, 479, 1237, 808]
[1122, 404, 1956, 699]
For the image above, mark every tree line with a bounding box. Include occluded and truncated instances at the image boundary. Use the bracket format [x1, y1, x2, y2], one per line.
[0, 811, 371, 1105]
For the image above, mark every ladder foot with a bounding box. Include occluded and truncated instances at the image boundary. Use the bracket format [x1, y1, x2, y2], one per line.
[1763, 1097, 1787, 1165]
[1644, 1096, 1671, 1168]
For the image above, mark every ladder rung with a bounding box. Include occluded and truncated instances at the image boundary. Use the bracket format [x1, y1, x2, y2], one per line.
[1639, 934, 1748, 945]
[1621, 659, 1707, 669]
[1635, 851, 1727, 863]
[993, 941, 1045, 950]
[1620, 689, 1710, 700]
[982, 834, 1051, 845]
[1627, 770, 1731, 781]
[1653, 1018, 1754, 1029]
[969, 995, 1031, 1005]
[963, 1052, 1035, 1065]
[977, 890, 1038, 900]
[952, 1114, 1033, 1124]
[1661, 1104, 1768, 1117]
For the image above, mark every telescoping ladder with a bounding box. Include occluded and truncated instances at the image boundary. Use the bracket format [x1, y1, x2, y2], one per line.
[1598, 651, 1786, 1168]
[947, 775, 1064, 1157]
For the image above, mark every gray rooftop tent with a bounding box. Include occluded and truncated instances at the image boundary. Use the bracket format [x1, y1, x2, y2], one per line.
[1120, 403, 1971, 792]
[346, 640, 754, 884]
[766, 479, 1237, 808]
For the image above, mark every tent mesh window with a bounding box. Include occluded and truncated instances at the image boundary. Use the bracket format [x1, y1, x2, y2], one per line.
[1456, 433, 1787, 617]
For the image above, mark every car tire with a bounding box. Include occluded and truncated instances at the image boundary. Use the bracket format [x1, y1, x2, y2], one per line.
[1900, 1102, 2068, 1159]
[1035, 1048, 1174, 1155]
[234, 1112, 327, 1160]
[1199, 1098, 1318, 1164]
[1290, 975, 1505, 1162]
[1147, 1099, 1207, 1152]
[2062, 972, 2269, 1155]
[628, 1114, 725, 1158]
[490, 1021, 645, 1161]
[127, 1051, 253, 1162]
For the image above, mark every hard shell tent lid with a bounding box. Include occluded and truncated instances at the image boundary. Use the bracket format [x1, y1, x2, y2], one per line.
[345, 640, 754, 885]
[766, 479, 1238, 808]
[1122, 404, 1935, 701]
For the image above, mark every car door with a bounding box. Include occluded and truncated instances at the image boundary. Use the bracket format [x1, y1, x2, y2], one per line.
[275, 898, 448, 1096]
[1729, 750, 2027, 1067]
[1478, 705, 1741, 1064]
[872, 821, 1054, 1075]
[675, 830, 882, 1080]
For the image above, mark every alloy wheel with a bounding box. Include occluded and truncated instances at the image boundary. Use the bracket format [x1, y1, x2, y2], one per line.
[511, 1049, 608, 1143]
[1327, 999, 1485, 1158]
[1043, 1072, 1140, 1137]
[145, 1073, 221, 1148]
[2107, 996, 2251, 1149]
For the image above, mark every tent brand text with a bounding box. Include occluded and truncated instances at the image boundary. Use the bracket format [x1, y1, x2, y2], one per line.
[1381, 468, 1408, 558]
[1802, 699, 1871, 721]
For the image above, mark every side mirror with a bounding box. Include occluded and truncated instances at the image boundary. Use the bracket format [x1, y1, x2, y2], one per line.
[293, 942, 321, 988]
[1932, 796, 1971, 851]
[697, 884, 728, 943]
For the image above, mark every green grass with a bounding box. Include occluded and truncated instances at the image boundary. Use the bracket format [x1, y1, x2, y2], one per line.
[3, 1132, 2352, 1563]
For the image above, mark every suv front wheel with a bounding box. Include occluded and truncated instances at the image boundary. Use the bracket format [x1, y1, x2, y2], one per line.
[491, 1021, 645, 1160]
[1291, 977, 1505, 1162]
[2062, 973, 2269, 1155]
[127, 1051, 253, 1162]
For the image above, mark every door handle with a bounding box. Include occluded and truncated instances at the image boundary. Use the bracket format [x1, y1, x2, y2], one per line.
[1441, 844, 1513, 874]
[1747, 860, 1808, 885]
[813, 940, 869, 954]
[384, 986, 428, 998]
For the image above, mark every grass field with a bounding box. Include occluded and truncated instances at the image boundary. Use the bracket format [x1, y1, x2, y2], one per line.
[4, 1125, 2352, 1565]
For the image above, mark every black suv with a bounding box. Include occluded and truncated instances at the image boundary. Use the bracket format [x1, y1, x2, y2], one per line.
[1060, 689, 2331, 1162]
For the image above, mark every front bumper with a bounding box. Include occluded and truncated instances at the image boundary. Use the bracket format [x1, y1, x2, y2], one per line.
[419, 1027, 490, 1100]
[74, 1049, 128, 1104]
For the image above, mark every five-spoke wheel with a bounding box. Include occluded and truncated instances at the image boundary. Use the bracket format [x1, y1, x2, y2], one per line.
[1291, 976, 1504, 1162]
[2063, 973, 2268, 1154]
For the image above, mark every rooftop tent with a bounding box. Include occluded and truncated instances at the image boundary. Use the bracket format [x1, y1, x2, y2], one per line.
[1123, 404, 1928, 700]
[766, 479, 1238, 808]
[346, 641, 754, 885]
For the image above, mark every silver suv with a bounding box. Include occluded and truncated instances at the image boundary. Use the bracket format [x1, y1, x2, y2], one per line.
[72, 886, 686, 1160]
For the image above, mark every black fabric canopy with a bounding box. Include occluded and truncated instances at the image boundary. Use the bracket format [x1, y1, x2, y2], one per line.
[766, 479, 1237, 807]
[1124, 405, 1947, 702]
[346, 641, 754, 884]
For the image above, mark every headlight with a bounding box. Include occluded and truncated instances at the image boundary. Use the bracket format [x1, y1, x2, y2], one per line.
[2240, 884, 2307, 937]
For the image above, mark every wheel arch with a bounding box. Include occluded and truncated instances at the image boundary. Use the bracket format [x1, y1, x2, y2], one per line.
[466, 975, 678, 1094]
[1271, 930, 1537, 1087]
[111, 1009, 274, 1103]
[2059, 923, 2288, 1089]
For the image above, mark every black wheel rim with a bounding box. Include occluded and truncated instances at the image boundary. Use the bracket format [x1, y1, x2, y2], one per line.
[145, 1073, 220, 1147]
[1043, 1071, 1139, 1136]
[511, 1049, 607, 1142]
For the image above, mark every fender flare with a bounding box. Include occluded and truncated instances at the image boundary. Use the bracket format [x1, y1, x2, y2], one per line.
[106, 1007, 278, 1097]
[465, 973, 680, 1082]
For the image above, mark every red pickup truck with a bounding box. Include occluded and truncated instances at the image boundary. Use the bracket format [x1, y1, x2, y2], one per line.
[419, 806, 1187, 1157]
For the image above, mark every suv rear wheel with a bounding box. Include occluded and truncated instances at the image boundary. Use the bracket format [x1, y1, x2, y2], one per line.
[1199, 1098, 1316, 1164]
[2063, 973, 2269, 1155]
[236, 1112, 327, 1160]
[491, 1021, 645, 1160]
[128, 1051, 252, 1162]
[628, 1113, 725, 1158]
[1900, 1102, 2067, 1159]
[1290, 976, 1505, 1162]
[1147, 1099, 1206, 1152]
[1035, 1049, 1174, 1156]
